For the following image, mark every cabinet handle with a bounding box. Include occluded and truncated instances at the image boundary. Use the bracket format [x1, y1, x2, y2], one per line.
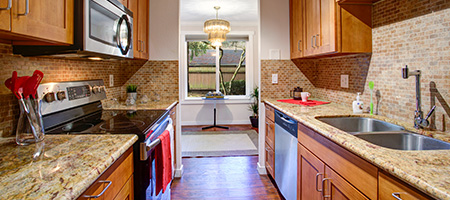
[82, 180, 112, 198]
[142, 40, 145, 52]
[315, 173, 323, 192]
[18, 0, 29, 16]
[311, 36, 315, 48]
[138, 40, 142, 52]
[392, 192, 410, 200]
[297, 40, 302, 52]
[315, 34, 320, 47]
[0, 0, 11, 10]
[321, 178, 331, 199]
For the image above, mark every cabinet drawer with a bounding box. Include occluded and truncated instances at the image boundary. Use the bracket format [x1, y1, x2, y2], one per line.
[113, 175, 134, 200]
[265, 104, 274, 122]
[265, 117, 275, 149]
[265, 142, 275, 177]
[379, 172, 433, 200]
[298, 122, 378, 200]
[78, 147, 133, 200]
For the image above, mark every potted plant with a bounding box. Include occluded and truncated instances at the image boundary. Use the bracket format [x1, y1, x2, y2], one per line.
[249, 87, 259, 128]
[126, 84, 137, 105]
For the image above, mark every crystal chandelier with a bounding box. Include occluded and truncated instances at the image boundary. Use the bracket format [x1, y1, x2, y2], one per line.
[203, 6, 230, 47]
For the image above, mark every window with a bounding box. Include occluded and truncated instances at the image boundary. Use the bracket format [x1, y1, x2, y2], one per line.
[186, 39, 248, 98]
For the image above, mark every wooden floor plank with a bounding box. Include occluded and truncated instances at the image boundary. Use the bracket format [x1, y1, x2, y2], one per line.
[171, 125, 280, 199]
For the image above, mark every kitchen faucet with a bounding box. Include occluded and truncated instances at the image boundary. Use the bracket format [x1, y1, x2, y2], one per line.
[402, 65, 436, 129]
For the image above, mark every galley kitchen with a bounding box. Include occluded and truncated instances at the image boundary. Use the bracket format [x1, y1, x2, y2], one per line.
[1, 0, 450, 200]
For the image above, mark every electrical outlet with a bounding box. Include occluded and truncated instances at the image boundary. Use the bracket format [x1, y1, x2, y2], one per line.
[109, 74, 114, 87]
[341, 75, 349, 88]
[272, 74, 278, 84]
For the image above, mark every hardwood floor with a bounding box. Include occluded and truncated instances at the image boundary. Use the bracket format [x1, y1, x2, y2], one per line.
[171, 156, 282, 200]
[171, 125, 281, 199]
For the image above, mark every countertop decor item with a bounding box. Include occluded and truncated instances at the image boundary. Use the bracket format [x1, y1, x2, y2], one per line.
[126, 84, 137, 105]
[249, 87, 259, 128]
[369, 81, 374, 115]
[290, 87, 303, 100]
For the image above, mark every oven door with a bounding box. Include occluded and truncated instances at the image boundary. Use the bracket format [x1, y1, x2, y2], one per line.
[84, 0, 133, 58]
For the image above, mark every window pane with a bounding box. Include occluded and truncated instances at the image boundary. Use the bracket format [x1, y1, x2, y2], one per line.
[187, 41, 246, 97]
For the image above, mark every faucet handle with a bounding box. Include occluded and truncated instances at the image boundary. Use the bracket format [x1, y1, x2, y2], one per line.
[424, 105, 436, 121]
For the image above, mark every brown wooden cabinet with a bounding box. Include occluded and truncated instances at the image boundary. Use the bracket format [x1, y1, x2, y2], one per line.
[0, 0, 73, 45]
[336, 0, 380, 4]
[379, 172, 433, 200]
[298, 143, 324, 200]
[78, 147, 134, 200]
[290, 0, 303, 59]
[291, 0, 372, 58]
[128, 0, 149, 60]
[264, 103, 275, 178]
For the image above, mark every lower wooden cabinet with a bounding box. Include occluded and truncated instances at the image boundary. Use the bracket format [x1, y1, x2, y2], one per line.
[265, 142, 275, 177]
[298, 143, 324, 200]
[78, 147, 134, 200]
[379, 172, 433, 200]
[324, 165, 368, 200]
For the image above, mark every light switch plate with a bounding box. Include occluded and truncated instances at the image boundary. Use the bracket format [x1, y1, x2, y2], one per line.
[272, 74, 278, 84]
[109, 74, 114, 87]
[341, 74, 349, 88]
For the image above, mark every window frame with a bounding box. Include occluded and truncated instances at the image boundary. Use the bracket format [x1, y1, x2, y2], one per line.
[180, 31, 255, 104]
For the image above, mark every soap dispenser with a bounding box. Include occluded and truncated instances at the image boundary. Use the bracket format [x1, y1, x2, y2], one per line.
[353, 93, 364, 114]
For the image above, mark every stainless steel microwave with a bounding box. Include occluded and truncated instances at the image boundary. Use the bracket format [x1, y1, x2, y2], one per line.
[13, 0, 134, 59]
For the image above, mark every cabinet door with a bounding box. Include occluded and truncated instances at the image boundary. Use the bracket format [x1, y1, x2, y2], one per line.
[265, 142, 275, 177]
[303, 0, 319, 56]
[324, 166, 369, 200]
[379, 172, 433, 200]
[0, 0, 11, 31]
[317, 0, 336, 54]
[290, 0, 303, 58]
[137, 0, 149, 59]
[128, 0, 139, 57]
[265, 117, 275, 149]
[298, 143, 325, 200]
[11, 0, 73, 44]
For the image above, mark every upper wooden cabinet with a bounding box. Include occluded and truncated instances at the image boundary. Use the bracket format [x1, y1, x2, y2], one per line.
[128, 0, 149, 60]
[290, 0, 372, 58]
[290, 0, 303, 59]
[336, 0, 380, 4]
[0, 0, 73, 45]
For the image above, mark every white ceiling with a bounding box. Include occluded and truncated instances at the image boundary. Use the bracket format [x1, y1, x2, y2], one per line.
[179, 0, 258, 24]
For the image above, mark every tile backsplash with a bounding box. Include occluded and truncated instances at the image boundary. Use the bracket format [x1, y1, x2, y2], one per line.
[0, 43, 178, 137]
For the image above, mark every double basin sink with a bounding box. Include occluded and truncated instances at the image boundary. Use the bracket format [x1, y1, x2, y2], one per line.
[317, 117, 450, 151]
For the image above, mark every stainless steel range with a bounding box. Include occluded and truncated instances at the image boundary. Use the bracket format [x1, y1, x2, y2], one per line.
[37, 80, 171, 200]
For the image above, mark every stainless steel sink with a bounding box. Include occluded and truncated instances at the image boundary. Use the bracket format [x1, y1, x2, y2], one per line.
[355, 132, 450, 150]
[317, 117, 405, 134]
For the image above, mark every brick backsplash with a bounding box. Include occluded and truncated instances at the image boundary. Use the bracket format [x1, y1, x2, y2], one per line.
[260, 60, 315, 99]
[0, 43, 178, 137]
[285, 0, 450, 132]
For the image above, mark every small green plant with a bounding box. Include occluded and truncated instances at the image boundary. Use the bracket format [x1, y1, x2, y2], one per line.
[249, 87, 259, 117]
[126, 84, 137, 93]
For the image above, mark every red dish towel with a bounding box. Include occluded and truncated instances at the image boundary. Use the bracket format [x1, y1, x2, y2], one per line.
[277, 99, 330, 106]
[155, 130, 172, 193]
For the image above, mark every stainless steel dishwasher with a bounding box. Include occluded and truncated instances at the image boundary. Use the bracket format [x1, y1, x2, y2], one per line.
[274, 110, 298, 200]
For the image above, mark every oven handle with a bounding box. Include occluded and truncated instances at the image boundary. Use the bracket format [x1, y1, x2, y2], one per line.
[140, 118, 172, 161]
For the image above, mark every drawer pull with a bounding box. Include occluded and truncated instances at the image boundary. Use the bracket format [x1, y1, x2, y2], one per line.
[0, 0, 11, 10]
[18, 0, 29, 16]
[82, 180, 112, 198]
[315, 173, 323, 192]
[321, 178, 331, 198]
[392, 192, 409, 200]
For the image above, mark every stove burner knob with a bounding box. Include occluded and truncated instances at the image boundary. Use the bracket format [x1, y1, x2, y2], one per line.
[57, 91, 66, 101]
[91, 86, 99, 94]
[44, 92, 56, 103]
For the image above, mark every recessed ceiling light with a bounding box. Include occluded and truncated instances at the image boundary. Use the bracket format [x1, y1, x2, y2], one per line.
[88, 57, 103, 61]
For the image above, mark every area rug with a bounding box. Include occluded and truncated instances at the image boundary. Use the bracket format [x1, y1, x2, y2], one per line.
[181, 130, 258, 157]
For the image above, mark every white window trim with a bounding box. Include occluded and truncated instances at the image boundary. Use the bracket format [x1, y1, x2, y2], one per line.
[179, 31, 255, 105]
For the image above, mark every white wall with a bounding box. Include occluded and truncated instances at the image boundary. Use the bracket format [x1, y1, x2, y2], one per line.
[149, 0, 179, 60]
[260, 0, 290, 60]
[179, 24, 259, 126]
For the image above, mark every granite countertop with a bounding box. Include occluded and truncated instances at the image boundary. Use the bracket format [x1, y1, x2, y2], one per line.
[264, 98, 450, 200]
[102, 100, 178, 111]
[0, 134, 138, 200]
